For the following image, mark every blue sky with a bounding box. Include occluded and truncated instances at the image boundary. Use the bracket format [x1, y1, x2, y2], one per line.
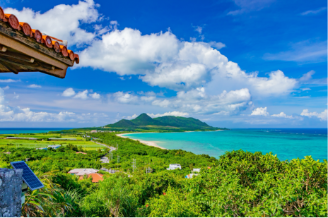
[0, 0, 326, 128]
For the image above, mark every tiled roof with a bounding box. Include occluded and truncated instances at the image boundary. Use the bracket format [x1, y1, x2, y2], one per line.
[0, 6, 79, 64]
[79, 173, 104, 183]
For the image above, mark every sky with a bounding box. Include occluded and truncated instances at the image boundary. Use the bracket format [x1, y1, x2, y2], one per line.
[0, 0, 326, 128]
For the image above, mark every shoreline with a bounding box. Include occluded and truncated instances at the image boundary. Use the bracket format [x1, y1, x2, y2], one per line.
[116, 133, 166, 150]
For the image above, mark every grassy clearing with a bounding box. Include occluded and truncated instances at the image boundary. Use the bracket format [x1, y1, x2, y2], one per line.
[0, 133, 105, 150]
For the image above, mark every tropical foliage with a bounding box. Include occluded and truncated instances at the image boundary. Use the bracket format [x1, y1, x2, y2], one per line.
[0, 132, 326, 217]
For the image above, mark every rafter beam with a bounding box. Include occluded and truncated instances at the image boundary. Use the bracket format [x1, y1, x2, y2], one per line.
[0, 48, 34, 63]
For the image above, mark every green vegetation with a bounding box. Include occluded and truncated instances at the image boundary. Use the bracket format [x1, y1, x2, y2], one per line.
[0, 133, 103, 150]
[0, 132, 327, 217]
[105, 113, 224, 132]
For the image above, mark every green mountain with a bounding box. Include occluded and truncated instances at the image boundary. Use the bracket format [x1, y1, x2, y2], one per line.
[109, 119, 136, 127]
[130, 113, 164, 126]
[105, 113, 220, 131]
[154, 116, 210, 128]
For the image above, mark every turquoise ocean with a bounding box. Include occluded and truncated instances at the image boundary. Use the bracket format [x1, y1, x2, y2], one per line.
[123, 129, 327, 161]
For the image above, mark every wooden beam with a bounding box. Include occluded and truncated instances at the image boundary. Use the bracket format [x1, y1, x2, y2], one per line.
[0, 57, 67, 78]
[0, 49, 34, 63]
[39, 68, 67, 78]
[0, 68, 67, 78]
[0, 56, 54, 71]
[0, 22, 74, 66]
[0, 45, 7, 52]
[0, 61, 19, 74]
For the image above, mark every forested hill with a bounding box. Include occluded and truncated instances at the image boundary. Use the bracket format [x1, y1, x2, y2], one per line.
[105, 113, 222, 131]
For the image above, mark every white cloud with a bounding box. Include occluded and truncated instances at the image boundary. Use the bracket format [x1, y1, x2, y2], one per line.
[74, 90, 89, 100]
[112, 92, 139, 104]
[2, 86, 9, 90]
[110, 87, 252, 115]
[4, 0, 102, 45]
[194, 26, 202, 34]
[147, 111, 189, 118]
[263, 41, 327, 63]
[78, 27, 297, 96]
[140, 96, 156, 102]
[299, 70, 315, 82]
[62, 88, 76, 97]
[208, 41, 226, 49]
[0, 87, 108, 123]
[0, 79, 20, 83]
[28, 84, 41, 88]
[13, 92, 19, 99]
[271, 112, 293, 119]
[301, 109, 327, 121]
[228, 0, 275, 15]
[247, 70, 297, 96]
[301, 88, 311, 91]
[251, 107, 269, 116]
[90, 92, 100, 99]
[301, 7, 326, 15]
[123, 114, 138, 120]
[299, 70, 327, 85]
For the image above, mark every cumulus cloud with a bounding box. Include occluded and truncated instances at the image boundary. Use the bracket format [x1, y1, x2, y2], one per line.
[147, 111, 189, 118]
[4, 0, 102, 45]
[0, 87, 107, 122]
[90, 92, 100, 99]
[123, 114, 138, 120]
[251, 107, 269, 116]
[0, 79, 20, 83]
[247, 70, 297, 96]
[271, 112, 293, 119]
[112, 92, 139, 104]
[301, 109, 327, 121]
[110, 87, 252, 115]
[28, 84, 41, 88]
[62, 88, 76, 97]
[78, 27, 297, 96]
[74, 90, 89, 100]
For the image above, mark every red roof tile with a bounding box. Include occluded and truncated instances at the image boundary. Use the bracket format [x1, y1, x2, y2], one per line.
[79, 173, 104, 183]
[0, 6, 79, 64]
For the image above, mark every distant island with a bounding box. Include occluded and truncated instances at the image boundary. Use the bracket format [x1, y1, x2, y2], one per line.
[51, 113, 227, 134]
[104, 113, 225, 132]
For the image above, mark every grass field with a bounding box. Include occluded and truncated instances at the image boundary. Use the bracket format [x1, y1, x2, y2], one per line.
[0, 133, 105, 151]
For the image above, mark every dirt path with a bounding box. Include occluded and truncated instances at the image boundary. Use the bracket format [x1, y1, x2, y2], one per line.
[93, 140, 117, 151]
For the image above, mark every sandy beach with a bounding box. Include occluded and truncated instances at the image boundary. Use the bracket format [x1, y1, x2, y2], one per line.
[116, 133, 166, 150]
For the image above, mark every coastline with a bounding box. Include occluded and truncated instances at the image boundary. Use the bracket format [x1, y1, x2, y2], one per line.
[116, 133, 166, 150]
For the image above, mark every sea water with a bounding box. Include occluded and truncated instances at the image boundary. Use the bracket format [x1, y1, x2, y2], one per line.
[123, 129, 327, 161]
[0, 128, 71, 134]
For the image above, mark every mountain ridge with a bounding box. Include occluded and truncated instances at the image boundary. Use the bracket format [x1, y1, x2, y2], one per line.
[105, 113, 220, 131]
